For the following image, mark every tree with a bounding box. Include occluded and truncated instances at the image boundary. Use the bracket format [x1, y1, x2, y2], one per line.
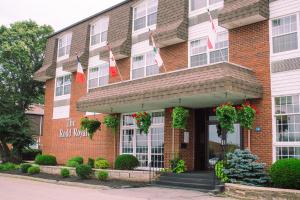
[0, 20, 53, 162]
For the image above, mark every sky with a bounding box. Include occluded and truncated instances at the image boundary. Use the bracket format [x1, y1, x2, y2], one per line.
[0, 0, 125, 31]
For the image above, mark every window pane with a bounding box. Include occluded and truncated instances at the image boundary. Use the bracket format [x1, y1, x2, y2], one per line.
[122, 129, 134, 154]
[191, 53, 207, 67]
[133, 55, 144, 69]
[272, 15, 297, 37]
[134, 17, 146, 31]
[273, 33, 298, 53]
[147, 12, 157, 26]
[64, 75, 71, 84]
[132, 68, 144, 79]
[99, 63, 109, 76]
[89, 67, 99, 80]
[56, 86, 63, 96]
[123, 115, 134, 126]
[64, 84, 71, 95]
[89, 78, 98, 88]
[191, 39, 207, 55]
[101, 31, 108, 43]
[99, 76, 109, 86]
[191, 0, 206, 11]
[146, 64, 159, 76]
[210, 48, 228, 63]
[56, 77, 64, 87]
[91, 33, 100, 46]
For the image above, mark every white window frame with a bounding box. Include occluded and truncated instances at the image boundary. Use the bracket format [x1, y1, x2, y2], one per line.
[89, 17, 109, 50]
[54, 74, 72, 98]
[188, 31, 229, 68]
[57, 33, 72, 62]
[132, 0, 158, 35]
[119, 110, 165, 170]
[87, 63, 109, 89]
[189, 0, 224, 17]
[270, 13, 300, 57]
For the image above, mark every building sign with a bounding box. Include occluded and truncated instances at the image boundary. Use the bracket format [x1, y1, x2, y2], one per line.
[59, 118, 88, 138]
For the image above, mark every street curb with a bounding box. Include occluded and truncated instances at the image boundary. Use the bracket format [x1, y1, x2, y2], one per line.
[0, 173, 110, 190]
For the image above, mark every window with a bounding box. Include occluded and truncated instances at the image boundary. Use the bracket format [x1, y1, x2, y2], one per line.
[90, 18, 109, 47]
[132, 51, 159, 79]
[274, 95, 300, 160]
[55, 75, 71, 96]
[272, 14, 298, 53]
[191, 0, 223, 11]
[58, 34, 72, 58]
[190, 32, 228, 68]
[88, 63, 109, 89]
[133, 0, 158, 32]
[120, 111, 164, 168]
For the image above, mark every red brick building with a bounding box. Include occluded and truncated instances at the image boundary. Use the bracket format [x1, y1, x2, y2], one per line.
[34, 0, 300, 171]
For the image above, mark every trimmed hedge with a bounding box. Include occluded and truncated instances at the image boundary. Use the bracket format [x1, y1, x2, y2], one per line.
[20, 163, 32, 173]
[68, 156, 83, 164]
[269, 158, 300, 189]
[76, 164, 92, 179]
[87, 158, 95, 168]
[115, 154, 139, 170]
[60, 168, 70, 178]
[35, 154, 57, 166]
[0, 162, 18, 171]
[96, 170, 109, 181]
[28, 166, 40, 175]
[94, 159, 110, 169]
[21, 148, 42, 161]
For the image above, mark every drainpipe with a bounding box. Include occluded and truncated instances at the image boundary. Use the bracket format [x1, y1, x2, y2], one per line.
[248, 129, 251, 151]
[172, 127, 175, 159]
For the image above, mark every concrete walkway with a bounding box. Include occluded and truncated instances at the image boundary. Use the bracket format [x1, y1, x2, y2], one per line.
[0, 176, 231, 200]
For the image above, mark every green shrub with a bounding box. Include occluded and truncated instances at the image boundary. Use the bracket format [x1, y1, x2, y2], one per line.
[115, 154, 139, 170]
[94, 159, 110, 169]
[269, 158, 300, 189]
[68, 156, 84, 164]
[20, 163, 32, 173]
[66, 160, 80, 168]
[170, 157, 186, 174]
[215, 161, 229, 183]
[87, 158, 95, 168]
[76, 164, 92, 179]
[96, 170, 109, 181]
[60, 168, 70, 178]
[27, 166, 40, 175]
[22, 149, 42, 161]
[35, 154, 57, 166]
[0, 162, 17, 171]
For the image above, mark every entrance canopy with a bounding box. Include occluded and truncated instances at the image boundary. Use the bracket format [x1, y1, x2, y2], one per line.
[77, 62, 262, 114]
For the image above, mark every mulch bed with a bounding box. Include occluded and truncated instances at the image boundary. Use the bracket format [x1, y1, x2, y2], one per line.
[0, 171, 148, 189]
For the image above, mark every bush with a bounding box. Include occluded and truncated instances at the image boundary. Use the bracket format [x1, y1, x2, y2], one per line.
[60, 168, 70, 178]
[68, 156, 84, 164]
[0, 162, 18, 171]
[20, 163, 32, 173]
[87, 158, 95, 168]
[215, 161, 229, 183]
[35, 154, 57, 166]
[115, 154, 139, 170]
[170, 157, 186, 174]
[66, 160, 80, 168]
[223, 149, 269, 186]
[76, 164, 92, 179]
[22, 149, 42, 161]
[96, 170, 109, 181]
[94, 159, 110, 169]
[28, 166, 40, 175]
[269, 158, 300, 189]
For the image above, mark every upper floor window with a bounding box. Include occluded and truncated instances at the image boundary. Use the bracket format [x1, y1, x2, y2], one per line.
[133, 0, 158, 32]
[191, 0, 223, 12]
[90, 18, 109, 47]
[88, 63, 109, 89]
[58, 33, 72, 58]
[272, 14, 298, 54]
[55, 74, 71, 96]
[190, 32, 228, 68]
[132, 51, 159, 79]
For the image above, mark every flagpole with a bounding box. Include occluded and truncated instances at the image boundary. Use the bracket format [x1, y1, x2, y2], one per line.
[107, 43, 123, 81]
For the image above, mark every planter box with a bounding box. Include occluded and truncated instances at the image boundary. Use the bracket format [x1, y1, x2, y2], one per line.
[225, 183, 300, 200]
[39, 165, 157, 182]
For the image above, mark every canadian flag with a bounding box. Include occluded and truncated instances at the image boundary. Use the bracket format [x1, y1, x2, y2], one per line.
[207, 10, 217, 50]
[109, 49, 117, 77]
[75, 56, 85, 83]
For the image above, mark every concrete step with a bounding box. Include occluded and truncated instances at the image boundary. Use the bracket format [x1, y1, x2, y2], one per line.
[155, 179, 215, 190]
[159, 176, 216, 184]
[151, 183, 212, 193]
[160, 172, 214, 179]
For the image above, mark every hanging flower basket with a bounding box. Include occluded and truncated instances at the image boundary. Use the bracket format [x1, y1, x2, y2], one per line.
[132, 112, 151, 134]
[103, 115, 119, 134]
[215, 103, 237, 133]
[172, 106, 189, 130]
[80, 117, 101, 139]
[236, 102, 257, 130]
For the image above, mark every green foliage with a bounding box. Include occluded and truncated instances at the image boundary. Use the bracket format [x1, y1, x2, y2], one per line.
[172, 107, 189, 130]
[215, 161, 229, 183]
[216, 103, 237, 133]
[170, 157, 186, 174]
[66, 160, 80, 168]
[27, 166, 40, 174]
[269, 158, 300, 189]
[34, 154, 57, 166]
[80, 117, 101, 139]
[236, 102, 257, 130]
[115, 154, 139, 170]
[21, 148, 42, 161]
[20, 163, 32, 173]
[0, 21, 53, 162]
[75, 164, 92, 179]
[132, 112, 151, 134]
[223, 149, 269, 186]
[68, 156, 83, 164]
[103, 115, 119, 133]
[160, 168, 172, 173]
[0, 162, 18, 171]
[60, 168, 70, 178]
[96, 170, 109, 181]
[87, 158, 95, 168]
[94, 159, 110, 169]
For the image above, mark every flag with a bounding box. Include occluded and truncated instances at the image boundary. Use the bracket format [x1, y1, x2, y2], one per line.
[207, 10, 217, 50]
[150, 34, 164, 67]
[109, 49, 117, 77]
[75, 56, 85, 84]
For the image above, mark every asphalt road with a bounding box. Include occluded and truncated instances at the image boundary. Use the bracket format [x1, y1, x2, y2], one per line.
[0, 176, 230, 200]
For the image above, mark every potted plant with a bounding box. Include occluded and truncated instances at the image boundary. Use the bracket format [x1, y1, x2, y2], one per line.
[103, 115, 119, 134]
[172, 106, 189, 130]
[80, 117, 101, 139]
[132, 112, 151, 134]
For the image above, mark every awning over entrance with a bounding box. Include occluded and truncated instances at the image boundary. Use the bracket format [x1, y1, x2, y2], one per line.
[77, 62, 263, 114]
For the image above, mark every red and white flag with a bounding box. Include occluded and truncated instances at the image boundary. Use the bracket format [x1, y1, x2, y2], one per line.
[150, 34, 164, 67]
[207, 10, 217, 50]
[75, 56, 85, 83]
[109, 49, 117, 77]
